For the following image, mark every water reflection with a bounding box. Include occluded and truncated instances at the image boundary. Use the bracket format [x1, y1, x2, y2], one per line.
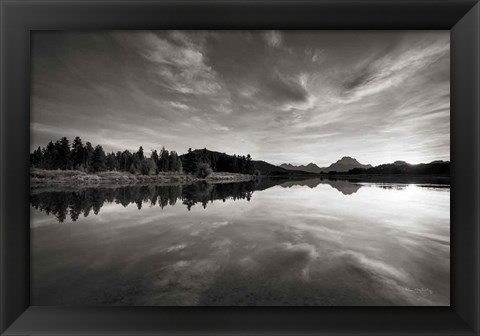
[280, 178, 363, 195]
[31, 177, 450, 223]
[31, 178, 450, 306]
[31, 181, 256, 222]
[30, 178, 368, 223]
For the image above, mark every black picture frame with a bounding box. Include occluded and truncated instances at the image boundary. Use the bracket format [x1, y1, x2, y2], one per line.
[1, 0, 479, 335]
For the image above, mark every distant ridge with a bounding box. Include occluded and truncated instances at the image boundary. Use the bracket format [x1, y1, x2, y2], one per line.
[347, 160, 449, 175]
[280, 156, 372, 173]
[279, 162, 323, 173]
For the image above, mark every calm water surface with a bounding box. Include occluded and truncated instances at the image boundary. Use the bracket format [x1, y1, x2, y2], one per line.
[31, 178, 450, 306]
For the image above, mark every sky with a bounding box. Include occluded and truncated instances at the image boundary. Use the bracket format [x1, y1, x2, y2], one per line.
[31, 30, 450, 167]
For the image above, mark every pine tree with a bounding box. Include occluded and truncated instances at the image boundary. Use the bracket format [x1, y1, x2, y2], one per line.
[246, 154, 253, 174]
[169, 151, 179, 171]
[129, 153, 141, 174]
[159, 146, 170, 172]
[71, 137, 84, 169]
[55, 137, 71, 170]
[120, 150, 132, 172]
[140, 158, 150, 175]
[137, 146, 144, 160]
[30, 146, 43, 168]
[91, 145, 106, 172]
[182, 148, 197, 173]
[106, 152, 119, 171]
[115, 151, 123, 171]
[151, 149, 158, 165]
[44, 141, 56, 169]
[84, 142, 95, 171]
[151, 150, 159, 174]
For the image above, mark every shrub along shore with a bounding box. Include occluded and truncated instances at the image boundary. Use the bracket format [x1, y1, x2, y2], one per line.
[30, 168, 255, 188]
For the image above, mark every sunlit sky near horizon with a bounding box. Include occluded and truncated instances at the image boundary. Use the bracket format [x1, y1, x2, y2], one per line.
[31, 30, 450, 167]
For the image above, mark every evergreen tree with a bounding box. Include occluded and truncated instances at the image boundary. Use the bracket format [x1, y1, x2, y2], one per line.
[246, 154, 254, 174]
[91, 145, 106, 172]
[30, 146, 43, 167]
[120, 150, 132, 172]
[137, 146, 144, 160]
[232, 154, 238, 173]
[115, 151, 123, 170]
[151, 150, 159, 174]
[239, 155, 246, 173]
[55, 137, 71, 170]
[71, 137, 84, 169]
[84, 142, 95, 171]
[140, 158, 150, 175]
[182, 148, 197, 173]
[159, 146, 170, 172]
[129, 153, 142, 174]
[200, 148, 209, 164]
[44, 141, 56, 169]
[169, 151, 179, 171]
[106, 152, 119, 171]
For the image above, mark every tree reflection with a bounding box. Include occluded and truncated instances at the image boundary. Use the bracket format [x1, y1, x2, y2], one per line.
[30, 181, 256, 222]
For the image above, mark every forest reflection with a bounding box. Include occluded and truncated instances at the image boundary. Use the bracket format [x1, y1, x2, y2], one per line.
[31, 181, 258, 223]
[30, 177, 448, 223]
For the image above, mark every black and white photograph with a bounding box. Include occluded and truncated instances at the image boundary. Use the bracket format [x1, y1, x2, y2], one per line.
[30, 30, 450, 306]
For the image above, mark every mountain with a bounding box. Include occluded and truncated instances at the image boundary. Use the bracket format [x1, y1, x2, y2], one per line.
[253, 160, 315, 176]
[253, 160, 293, 175]
[280, 156, 372, 173]
[324, 156, 372, 172]
[180, 148, 309, 176]
[279, 162, 323, 174]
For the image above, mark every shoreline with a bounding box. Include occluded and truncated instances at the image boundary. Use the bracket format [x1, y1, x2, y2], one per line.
[30, 169, 450, 193]
[31, 169, 255, 190]
[262, 173, 450, 184]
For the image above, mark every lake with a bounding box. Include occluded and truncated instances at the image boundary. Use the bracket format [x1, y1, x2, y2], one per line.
[30, 177, 450, 306]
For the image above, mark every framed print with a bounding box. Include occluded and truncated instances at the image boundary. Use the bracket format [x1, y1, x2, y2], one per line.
[1, 0, 479, 335]
[28, 29, 452, 307]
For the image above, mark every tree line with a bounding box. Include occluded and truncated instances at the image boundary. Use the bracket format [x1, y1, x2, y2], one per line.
[30, 137, 255, 176]
[344, 160, 450, 176]
[182, 148, 255, 176]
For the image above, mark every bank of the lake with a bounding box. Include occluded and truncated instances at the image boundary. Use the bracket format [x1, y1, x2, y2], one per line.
[319, 173, 450, 185]
[31, 168, 255, 189]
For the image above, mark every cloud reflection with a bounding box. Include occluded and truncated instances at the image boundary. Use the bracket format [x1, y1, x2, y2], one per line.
[31, 181, 449, 306]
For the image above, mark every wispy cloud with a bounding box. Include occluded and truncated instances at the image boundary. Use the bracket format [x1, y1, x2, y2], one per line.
[170, 101, 190, 110]
[125, 31, 222, 95]
[339, 37, 449, 102]
[31, 30, 450, 166]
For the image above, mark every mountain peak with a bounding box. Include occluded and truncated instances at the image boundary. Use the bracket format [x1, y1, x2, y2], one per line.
[326, 156, 371, 172]
[339, 156, 358, 162]
[279, 157, 372, 174]
[279, 162, 322, 174]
